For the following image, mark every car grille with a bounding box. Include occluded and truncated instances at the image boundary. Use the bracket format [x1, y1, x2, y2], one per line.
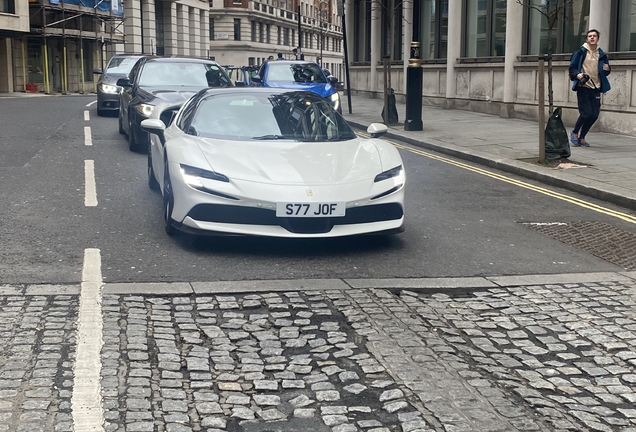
[187, 203, 403, 234]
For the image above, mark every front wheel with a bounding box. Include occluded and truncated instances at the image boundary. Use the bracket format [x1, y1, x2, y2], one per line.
[163, 162, 176, 236]
[128, 116, 142, 152]
[118, 109, 125, 134]
[148, 145, 160, 191]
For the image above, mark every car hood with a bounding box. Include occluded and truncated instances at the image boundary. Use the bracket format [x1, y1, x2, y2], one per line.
[139, 86, 205, 102]
[264, 82, 336, 98]
[195, 138, 382, 184]
[100, 73, 127, 85]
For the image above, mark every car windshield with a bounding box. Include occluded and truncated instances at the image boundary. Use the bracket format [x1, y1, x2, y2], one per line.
[106, 57, 140, 74]
[188, 92, 356, 142]
[139, 62, 232, 87]
[266, 63, 328, 84]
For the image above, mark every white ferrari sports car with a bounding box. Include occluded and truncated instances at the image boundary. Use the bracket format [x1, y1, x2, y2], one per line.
[141, 88, 405, 238]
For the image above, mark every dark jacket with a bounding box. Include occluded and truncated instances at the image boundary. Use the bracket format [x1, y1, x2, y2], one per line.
[569, 45, 611, 93]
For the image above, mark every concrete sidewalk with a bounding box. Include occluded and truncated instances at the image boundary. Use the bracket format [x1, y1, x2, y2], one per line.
[342, 94, 636, 211]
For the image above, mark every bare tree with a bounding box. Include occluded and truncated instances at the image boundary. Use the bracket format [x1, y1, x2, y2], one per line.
[516, 0, 574, 114]
[370, 0, 411, 123]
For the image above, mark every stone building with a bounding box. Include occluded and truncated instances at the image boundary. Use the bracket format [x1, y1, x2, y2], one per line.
[346, 0, 636, 136]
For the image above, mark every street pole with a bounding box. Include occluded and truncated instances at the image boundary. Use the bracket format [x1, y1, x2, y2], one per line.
[341, 0, 352, 113]
[297, 5, 302, 57]
[538, 55, 546, 163]
[404, 0, 422, 131]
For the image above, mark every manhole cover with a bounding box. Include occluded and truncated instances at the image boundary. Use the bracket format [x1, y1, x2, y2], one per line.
[523, 221, 636, 270]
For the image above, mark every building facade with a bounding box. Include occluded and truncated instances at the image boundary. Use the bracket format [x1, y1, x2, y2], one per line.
[0, 0, 29, 92]
[346, 0, 636, 137]
[207, 0, 344, 81]
[1, 0, 344, 93]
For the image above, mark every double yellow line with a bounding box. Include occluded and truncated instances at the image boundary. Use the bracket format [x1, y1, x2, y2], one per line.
[359, 132, 636, 225]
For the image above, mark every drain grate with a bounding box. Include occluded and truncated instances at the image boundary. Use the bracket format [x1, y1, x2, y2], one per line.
[523, 221, 636, 270]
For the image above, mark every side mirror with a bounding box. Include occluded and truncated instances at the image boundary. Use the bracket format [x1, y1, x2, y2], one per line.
[335, 81, 345, 92]
[116, 77, 131, 88]
[93, 68, 103, 75]
[251, 74, 262, 84]
[367, 123, 388, 138]
[141, 119, 166, 145]
[328, 76, 338, 86]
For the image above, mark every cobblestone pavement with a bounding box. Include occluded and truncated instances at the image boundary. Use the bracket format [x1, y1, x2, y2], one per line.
[2, 280, 636, 431]
[0, 295, 77, 432]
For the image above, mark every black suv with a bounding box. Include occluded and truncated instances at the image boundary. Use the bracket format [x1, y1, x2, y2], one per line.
[117, 57, 233, 151]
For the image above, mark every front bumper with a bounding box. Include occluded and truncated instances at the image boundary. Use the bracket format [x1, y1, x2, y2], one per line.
[168, 165, 406, 238]
[97, 90, 120, 112]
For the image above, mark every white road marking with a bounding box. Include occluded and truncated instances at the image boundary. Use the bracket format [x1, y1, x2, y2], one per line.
[84, 126, 92, 146]
[84, 160, 98, 207]
[84, 110, 90, 121]
[71, 248, 105, 431]
[86, 101, 97, 107]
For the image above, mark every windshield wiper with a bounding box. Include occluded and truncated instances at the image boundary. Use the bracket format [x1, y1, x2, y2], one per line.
[252, 134, 288, 140]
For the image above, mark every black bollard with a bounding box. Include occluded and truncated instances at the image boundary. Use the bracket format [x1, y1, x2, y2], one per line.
[405, 41, 423, 131]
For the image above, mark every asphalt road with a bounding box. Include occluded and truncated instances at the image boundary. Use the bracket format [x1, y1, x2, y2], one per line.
[0, 95, 633, 285]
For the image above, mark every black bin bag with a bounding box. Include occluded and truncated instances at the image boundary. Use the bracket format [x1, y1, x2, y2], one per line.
[545, 107, 571, 160]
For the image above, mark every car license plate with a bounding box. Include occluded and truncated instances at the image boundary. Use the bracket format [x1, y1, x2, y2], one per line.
[276, 202, 346, 218]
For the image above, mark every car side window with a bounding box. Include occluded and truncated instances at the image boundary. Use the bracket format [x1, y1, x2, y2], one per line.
[176, 98, 199, 134]
[128, 60, 143, 84]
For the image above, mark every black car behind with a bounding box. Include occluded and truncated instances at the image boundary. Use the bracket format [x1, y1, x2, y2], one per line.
[117, 57, 233, 152]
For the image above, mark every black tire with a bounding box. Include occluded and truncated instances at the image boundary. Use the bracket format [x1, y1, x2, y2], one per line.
[128, 116, 142, 152]
[148, 145, 160, 191]
[118, 109, 125, 134]
[163, 161, 176, 236]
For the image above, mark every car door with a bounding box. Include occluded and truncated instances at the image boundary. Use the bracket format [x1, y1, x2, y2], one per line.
[120, 59, 144, 132]
[154, 96, 199, 191]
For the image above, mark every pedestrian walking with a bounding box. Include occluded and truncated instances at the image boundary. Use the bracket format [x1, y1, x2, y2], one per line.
[292, 48, 304, 60]
[568, 29, 611, 147]
[268, 55, 274, 61]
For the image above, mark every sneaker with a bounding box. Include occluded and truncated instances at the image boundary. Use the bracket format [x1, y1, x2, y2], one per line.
[570, 131, 579, 145]
[579, 140, 590, 147]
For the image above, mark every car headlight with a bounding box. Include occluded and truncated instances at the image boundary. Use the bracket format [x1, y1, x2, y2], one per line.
[99, 83, 118, 94]
[374, 165, 404, 187]
[329, 92, 340, 110]
[135, 103, 155, 117]
[180, 164, 230, 187]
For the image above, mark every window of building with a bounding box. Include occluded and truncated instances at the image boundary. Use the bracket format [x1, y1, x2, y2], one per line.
[0, 0, 15, 13]
[352, 0, 372, 62]
[266, 24, 271, 44]
[259, 23, 264, 42]
[421, 0, 448, 59]
[464, 0, 506, 57]
[209, 18, 215, 40]
[234, 18, 241, 41]
[617, 0, 636, 51]
[526, 0, 590, 55]
[380, 0, 403, 60]
[292, 29, 296, 46]
[278, 26, 282, 45]
[284, 28, 290, 45]
[251, 21, 257, 42]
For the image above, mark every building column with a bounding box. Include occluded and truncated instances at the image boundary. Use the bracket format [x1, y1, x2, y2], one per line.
[444, 0, 462, 106]
[124, 0, 142, 53]
[177, 4, 190, 56]
[501, 0, 523, 117]
[369, 0, 381, 96]
[588, 0, 610, 47]
[344, 0, 353, 66]
[142, 0, 157, 54]
[189, 7, 201, 57]
[0, 38, 14, 92]
[163, 2, 178, 55]
[402, 0, 413, 97]
[201, 9, 210, 59]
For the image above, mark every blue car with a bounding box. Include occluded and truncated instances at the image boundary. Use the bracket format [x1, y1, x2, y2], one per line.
[252, 61, 342, 113]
